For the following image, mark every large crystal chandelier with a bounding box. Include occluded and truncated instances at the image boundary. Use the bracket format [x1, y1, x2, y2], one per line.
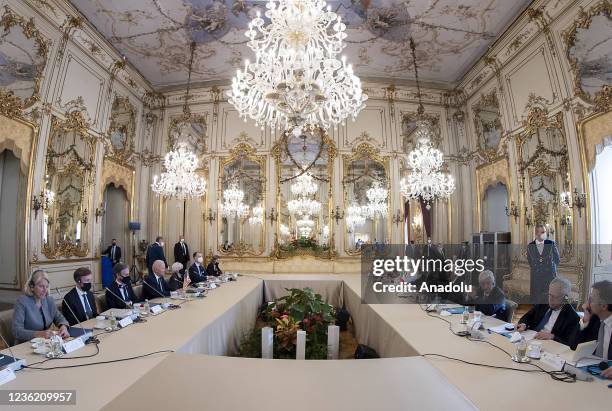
[248, 204, 264, 225]
[364, 181, 388, 218]
[400, 38, 455, 209]
[151, 144, 207, 200]
[220, 183, 250, 218]
[290, 172, 318, 197]
[287, 172, 321, 216]
[288, 197, 321, 216]
[227, 0, 367, 133]
[346, 202, 366, 231]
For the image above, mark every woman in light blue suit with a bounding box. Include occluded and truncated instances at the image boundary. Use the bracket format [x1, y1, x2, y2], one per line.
[12, 270, 69, 344]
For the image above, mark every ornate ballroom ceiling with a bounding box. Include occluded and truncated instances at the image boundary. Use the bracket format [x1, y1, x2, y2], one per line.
[69, 0, 532, 89]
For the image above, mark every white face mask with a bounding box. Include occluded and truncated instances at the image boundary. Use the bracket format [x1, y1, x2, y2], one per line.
[197, 257, 203, 264]
[159, 241, 164, 247]
[537, 233, 546, 241]
[180, 239, 184, 243]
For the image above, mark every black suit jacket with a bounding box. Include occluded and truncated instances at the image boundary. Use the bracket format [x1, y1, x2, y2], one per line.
[146, 243, 167, 274]
[527, 240, 560, 302]
[62, 287, 98, 326]
[474, 286, 507, 321]
[143, 274, 170, 299]
[518, 303, 579, 346]
[569, 314, 612, 359]
[173, 242, 190, 267]
[168, 272, 186, 291]
[104, 245, 122, 264]
[189, 263, 207, 283]
[106, 281, 139, 309]
[206, 261, 221, 277]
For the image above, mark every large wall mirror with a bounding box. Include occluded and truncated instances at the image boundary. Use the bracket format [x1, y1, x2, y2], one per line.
[106, 95, 136, 164]
[517, 103, 572, 256]
[564, 2, 612, 104]
[42, 111, 95, 259]
[342, 143, 390, 255]
[218, 143, 265, 256]
[472, 90, 504, 162]
[0, 7, 49, 111]
[273, 127, 335, 259]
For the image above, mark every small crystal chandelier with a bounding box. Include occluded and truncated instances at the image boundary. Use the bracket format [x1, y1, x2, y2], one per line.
[290, 172, 318, 197]
[363, 181, 388, 218]
[288, 197, 321, 217]
[151, 144, 207, 200]
[346, 202, 366, 231]
[248, 204, 264, 225]
[227, 0, 367, 133]
[220, 183, 250, 218]
[296, 215, 315, 238]
[287, 172, 320, 217]
[280, 223, 291, 237]
[400, 38, 455, 210]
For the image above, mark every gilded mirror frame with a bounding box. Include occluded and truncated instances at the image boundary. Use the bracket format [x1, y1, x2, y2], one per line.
[472, 89, 505, 163]
[0, 6, 49, 116]
[217, 143, 266, 257]
[105, 95, 136, 165]
[562, 0, 612, 106]
[42, 110, 96, 259]
[342, 143, 391, 256]
[272, 127, 337, 260]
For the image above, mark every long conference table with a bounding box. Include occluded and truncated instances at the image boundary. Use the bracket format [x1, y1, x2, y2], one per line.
[2, 274, 610, 410]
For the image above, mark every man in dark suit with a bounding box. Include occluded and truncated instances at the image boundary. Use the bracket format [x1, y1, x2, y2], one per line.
[104, 239, 122, 266]
[143, 260, 170, 299]
[106, 263, 139, 309]
[571, 281, 612, 378]
[173, 236, 190, 272]
[473, 270, 507, 321]
[189, 251, 207, 283]
[146, 236, 167, 275]
[206, 255, 223, 277]
[516, 277, 578, 346]
[62, 267, 98, 325]
[527, 224, 560, 303]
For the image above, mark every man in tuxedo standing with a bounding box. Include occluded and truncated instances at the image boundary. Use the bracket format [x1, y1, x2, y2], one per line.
[62, 267, 98, 325]
[571, 280, 612, 378]
[146, 236, 167, 275]
[527, 224, 560, 303]
[173, 235, 190, 273]
[104, 239, 122, 266]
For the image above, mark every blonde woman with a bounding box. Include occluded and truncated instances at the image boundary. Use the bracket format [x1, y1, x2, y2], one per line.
[12, 270, 69, 344]
[168, 262, 191, 291]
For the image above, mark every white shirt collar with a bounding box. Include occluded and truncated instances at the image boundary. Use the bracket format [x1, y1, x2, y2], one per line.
[76, 287, 87, 296]
[603, 314, 612, 327]
[535, 239, 544, 244]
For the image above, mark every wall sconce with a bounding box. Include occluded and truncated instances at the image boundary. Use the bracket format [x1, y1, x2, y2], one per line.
[81, 209, 88, 225]
[560, 214, 571, 227]
[505, 201, 520, 222]
[95, 207, 105, 223]
[392, 209, 404, 225]
[331, 206, 344, 223]
[559, 189, 586, 218]
[204, 208, 216, 225]
[268, 208, 278, 225]
[524, 207, 533, 228]
[32, 189, 55, 219]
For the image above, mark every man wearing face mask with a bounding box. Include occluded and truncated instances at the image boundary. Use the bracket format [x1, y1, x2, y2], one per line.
[62, 267, 98, 326]
[104, 238, 122, 266]
[527, 224, 560, 303]
[146, 236, 167, 275]
[173, 235, 190, 273]
[106, 263, 139, 309]
[206, 255, 223, 277]
[189, 252, 207, 283]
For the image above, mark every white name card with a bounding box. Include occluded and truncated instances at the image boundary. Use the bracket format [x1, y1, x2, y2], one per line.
[540, 352, 565, 371]
[118, 316, 133, 328]
[0, 368, 16, 386]
[62, 338, 85, 354]
[150, 305, 163, 315]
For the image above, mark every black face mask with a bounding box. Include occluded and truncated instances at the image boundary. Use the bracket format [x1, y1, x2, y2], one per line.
[121, 276, 131, 285]
[112, 242, 116, 246]
[81, 282, 92, 292]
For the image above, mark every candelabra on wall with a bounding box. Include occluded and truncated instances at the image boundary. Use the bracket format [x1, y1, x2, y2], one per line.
[95, 206, 105, 223]
[392, 210, 404, 226]
[268, 208, 278, 225]
[204, 208, 216, 225]
[505, 201, 519, 222]
[31, 188, 55, 219]
[560, 188, 586, 218]
[331, 206, 344, 224]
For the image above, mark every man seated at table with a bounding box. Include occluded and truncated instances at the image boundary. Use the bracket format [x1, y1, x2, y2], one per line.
[143, 260, 170, 299]
[516, 276, 579, 345]
[169, 262, 191, 291]
[62, 267, 98, 325]
[473, 270, 507, 321]
[106, 263, 140, 309]
[571, 280, 612, 378]
[189, 251, 207, 283]
[12, 270, 70, 344]
[206, 254, 223, 277]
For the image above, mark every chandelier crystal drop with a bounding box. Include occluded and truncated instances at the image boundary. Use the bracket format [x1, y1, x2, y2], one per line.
[151, 144, 207, 200]
[400, 37, 455, 209]
[227, 0, 367, 132]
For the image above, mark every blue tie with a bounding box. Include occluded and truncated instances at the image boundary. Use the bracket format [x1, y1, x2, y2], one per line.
[535, 309, 552, 331]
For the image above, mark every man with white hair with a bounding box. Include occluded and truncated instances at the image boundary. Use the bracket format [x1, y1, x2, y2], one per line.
[473, 270, 507, 321]
[143, 259, 171, 299]
[516, 276, 579, 345]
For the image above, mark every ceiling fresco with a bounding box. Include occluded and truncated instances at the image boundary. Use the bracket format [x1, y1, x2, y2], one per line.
[69, 0, 532, 88]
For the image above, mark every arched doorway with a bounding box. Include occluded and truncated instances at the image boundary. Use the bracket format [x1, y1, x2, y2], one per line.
[481, 182, 509, 232]
[102, 183, 129, 266]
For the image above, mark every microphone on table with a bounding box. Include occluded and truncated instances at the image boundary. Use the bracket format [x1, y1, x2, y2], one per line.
[141, 278, 181, 309]
[55, 288, 98, 344]
[0, 328, 25, 371]
[104, 286, 144, 323]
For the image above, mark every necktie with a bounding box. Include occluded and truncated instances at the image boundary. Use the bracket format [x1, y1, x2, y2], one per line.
[120, 285, 127, 300]
[82, 294, 92, 319]
[182, 243, 186, 255]
[158, 277, 164, 293]
[111, 246, 115, 261]
[594, 321, 609, 359]
[535, 309, 552, 331]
